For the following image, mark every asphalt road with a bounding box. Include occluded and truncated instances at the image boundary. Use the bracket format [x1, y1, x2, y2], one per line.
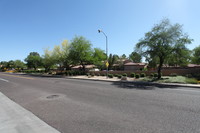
[0, 72, 200, 133]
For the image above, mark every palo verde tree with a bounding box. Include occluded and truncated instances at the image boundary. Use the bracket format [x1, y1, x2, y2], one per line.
[136, 19, 193, 79]
[52, 40, 71, 70]
[69, 36, 93, 71]
[42, 48, 56, 72]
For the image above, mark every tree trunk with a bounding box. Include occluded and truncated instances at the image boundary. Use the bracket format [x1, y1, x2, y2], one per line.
[82, 65, 85, 72]
[80, 61, 85, 72]
[45, 67, 49, 73]
[59, 64, 63, 73]
[157, 57, 164, 79]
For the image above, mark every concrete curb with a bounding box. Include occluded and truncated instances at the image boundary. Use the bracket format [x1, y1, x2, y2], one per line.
[0, 92, 60, 133]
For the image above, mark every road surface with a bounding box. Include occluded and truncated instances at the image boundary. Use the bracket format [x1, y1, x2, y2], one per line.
[0, 72, 200, 133]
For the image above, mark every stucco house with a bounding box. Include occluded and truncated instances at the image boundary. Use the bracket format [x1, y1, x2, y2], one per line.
[124, 62, 147, 71]
[71, 65, 96, 71]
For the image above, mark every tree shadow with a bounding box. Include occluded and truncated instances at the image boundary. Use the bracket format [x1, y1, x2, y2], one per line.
[112, 81, 182, 90]
[17, 73, 64, 78]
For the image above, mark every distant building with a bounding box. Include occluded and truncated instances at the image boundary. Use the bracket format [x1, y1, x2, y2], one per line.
[112, 59, 132, 70]
[71, 65, 96, 71]
[187, 64, 200, 68]
[124, 62, 147, 71]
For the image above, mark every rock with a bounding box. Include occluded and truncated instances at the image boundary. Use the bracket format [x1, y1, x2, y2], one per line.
[121, 76, 127, 81]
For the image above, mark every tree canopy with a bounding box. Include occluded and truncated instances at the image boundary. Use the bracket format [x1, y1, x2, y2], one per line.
[42, 48, 55, 72]
[191, 46, 200, 64]
[14, 60, 25, 70]
[52, 40, 70, 70]
[121, 54, 127, 59]
[136, 19, 193, 79]
[69, 36, 93, 71]
[166, 43, 191, 67]
[92, 48, 106, 70]
[129, 52, 142, 63]
[108, 54, 119, 70]
[25, 52, 42, 70]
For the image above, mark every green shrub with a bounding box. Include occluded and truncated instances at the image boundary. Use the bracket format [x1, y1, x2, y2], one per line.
[122, 73, 127, 77]
[185, 78, 198, 84]
[76, 71, 80, 75]
[96, 73, 100, 76]
[150, 73, 154, 77]
[67, 71, 73, 76]
[72, 71, 77, 76]
[141, 73, 146, 77]
[186, 74, 192, 78]
[86, 73, 90, 76]
[118, 75, 122, 79]
[130, 73, 135, 78]
[65, 71, 69, 76]
[170, 73, 177, 77]
[91, 73, 95, 77]
[78, 71, 82, 75]
[101, 73, 106, 76]
[191, 73, 200, 80]
[23, 70, 40, 73]
[67, 72, 71, 76]
[154, 73, 158, 78]
[75, 71, 80, 75]
[135, 74, 140, 79]
[79, 71, 85, 75]
[56, 72, 64, 75]
[108, 74, 113, 78]
[143, 67, 148, 71]
[114, 74, 119, 77]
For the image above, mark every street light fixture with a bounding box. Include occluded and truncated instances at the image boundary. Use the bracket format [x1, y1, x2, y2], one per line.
[98, 29, 108, 78]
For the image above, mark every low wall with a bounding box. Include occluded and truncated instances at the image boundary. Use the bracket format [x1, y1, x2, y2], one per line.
[89, 67, 200, 76]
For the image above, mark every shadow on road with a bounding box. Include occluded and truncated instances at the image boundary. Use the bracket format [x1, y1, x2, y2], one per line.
[4, 73, 195, 90]
[0, 72, 64, 78]
[112, 81, 181, 90]
[23, 73, 64, 78]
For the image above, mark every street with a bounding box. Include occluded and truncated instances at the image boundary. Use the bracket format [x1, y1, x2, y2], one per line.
[0, 72, 200, 133]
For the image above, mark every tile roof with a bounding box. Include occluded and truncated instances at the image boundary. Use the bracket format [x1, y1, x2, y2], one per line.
[124, 62, 146, 66]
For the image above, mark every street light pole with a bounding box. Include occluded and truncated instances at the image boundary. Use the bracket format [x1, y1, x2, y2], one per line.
[98, 29, 108, 78]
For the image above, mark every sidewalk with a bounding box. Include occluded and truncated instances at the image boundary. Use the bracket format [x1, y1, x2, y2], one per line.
[0, 92, 60, 133]
[69, 75, 121, 82]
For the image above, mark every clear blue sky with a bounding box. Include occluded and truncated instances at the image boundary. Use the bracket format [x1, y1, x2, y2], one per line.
[0, 0, 199, 61]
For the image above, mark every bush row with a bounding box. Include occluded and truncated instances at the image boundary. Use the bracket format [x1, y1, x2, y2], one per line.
[22, 70, 45, 73]
[64, 71, 181, 79]
[86, 72, 163, 78]
[86, 73, 148, 79]
[65, 71, 86, 76]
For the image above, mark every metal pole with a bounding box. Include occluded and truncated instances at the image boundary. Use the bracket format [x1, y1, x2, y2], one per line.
[106, 35, 108, 79]
[98, 30, 108, 78]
